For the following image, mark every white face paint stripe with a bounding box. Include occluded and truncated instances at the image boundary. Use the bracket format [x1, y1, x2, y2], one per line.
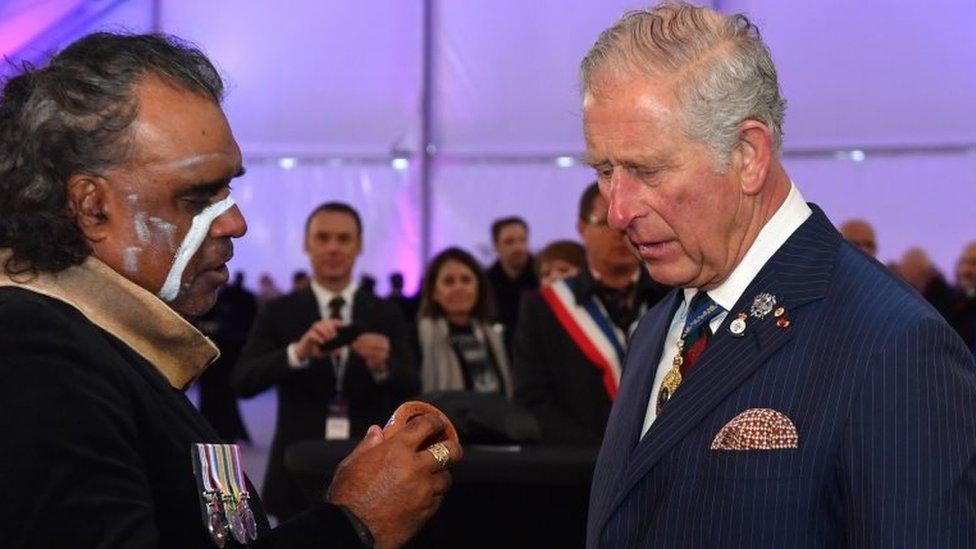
[123, 246, 141, 275]
[157, 195, 236, 302]
[133, 212, 150, 244]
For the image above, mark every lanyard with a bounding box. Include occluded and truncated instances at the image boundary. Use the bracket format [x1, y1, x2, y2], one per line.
[331, 353, 347, 399]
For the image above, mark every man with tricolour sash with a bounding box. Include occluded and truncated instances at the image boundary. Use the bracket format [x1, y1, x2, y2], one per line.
[513, 182, 668, 446]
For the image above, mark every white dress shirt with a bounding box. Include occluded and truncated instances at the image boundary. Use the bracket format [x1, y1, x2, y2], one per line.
[640, 182, 812, 437]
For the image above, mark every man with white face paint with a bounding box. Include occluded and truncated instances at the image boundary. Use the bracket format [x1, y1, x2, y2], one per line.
[0, 33, 459, 548]
[581, 3, 976, 548]
[158, 194, 237, 302]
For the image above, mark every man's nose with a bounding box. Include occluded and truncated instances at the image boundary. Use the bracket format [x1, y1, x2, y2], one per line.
[606, 169, 642, 231]
[211, 204, 247, 239]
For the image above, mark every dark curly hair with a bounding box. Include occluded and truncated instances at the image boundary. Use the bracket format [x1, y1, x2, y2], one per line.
[0, 32, 224, 276]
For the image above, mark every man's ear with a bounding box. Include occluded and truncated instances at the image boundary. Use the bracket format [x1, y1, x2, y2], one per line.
[66, 174, 111, 242]
[731, 120, 773, 196]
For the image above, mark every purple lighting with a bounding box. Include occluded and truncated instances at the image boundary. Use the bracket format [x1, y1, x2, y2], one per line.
[1, 0, 972, 283]
[0, 0, 83, 60]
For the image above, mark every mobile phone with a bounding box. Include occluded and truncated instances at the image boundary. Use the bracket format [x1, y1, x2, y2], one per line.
[319, 324, 363, 352]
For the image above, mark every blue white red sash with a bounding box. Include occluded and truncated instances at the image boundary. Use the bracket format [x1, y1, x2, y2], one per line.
[541, 279, 627, 399]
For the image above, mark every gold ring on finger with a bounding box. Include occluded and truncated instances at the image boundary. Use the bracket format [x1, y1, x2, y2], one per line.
[427, 442, 451, 470]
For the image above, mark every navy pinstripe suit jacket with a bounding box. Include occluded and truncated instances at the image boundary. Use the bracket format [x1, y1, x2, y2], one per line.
[587, 206, 976, 548]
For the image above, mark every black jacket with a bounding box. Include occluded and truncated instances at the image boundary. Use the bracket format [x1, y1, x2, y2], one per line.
[234, 286, 418, 519]
[487, 259, 539, 357]
[950, 289, 976, 351]
[513, 269, 667, 446]
[0, 285, 359, 548]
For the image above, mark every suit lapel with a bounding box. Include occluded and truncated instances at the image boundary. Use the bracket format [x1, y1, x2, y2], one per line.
[346, 288, 379, 381]
[293, 288, 321, 328]
[588, 290, 680, 537]
[594, 205, 842, 537]
[351, 287, 374, 327]
[618, 291, 683, 454]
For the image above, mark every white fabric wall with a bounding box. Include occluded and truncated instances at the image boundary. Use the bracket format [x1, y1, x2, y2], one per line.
[17, 0, 976, 290]
[232, 163, 422, 294]
[729, 0, 976, 148]
[430, 164, 596, 262]
[159, 2, 424, 158]
[787, 154, 976, 271]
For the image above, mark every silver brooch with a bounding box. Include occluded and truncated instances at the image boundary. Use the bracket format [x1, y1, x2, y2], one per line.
[729, 312, 748, 337]
[750, 293, 777, 319]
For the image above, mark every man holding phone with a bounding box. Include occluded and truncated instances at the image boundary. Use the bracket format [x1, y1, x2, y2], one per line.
[234, 202, 418, 521]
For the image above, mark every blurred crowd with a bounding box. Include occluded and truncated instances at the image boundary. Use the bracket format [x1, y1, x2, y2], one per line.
[840, 219, 976, 349]
[194, 187, 976, 520]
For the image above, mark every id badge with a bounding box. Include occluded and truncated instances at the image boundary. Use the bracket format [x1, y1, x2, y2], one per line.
[325, 398, 351, 440]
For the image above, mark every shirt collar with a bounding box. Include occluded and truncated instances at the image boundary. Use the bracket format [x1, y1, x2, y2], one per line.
[698, 181, 812, 311]
[311, 278, 358, 309]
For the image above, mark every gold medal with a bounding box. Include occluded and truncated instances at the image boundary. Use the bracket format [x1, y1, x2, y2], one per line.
[657, 293, 723, 415]
[656, 358, 683, 413]
[662, 364, 682, 394]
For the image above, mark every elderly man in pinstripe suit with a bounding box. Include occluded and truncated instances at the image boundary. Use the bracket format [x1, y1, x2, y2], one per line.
[581, 3, 976, 548]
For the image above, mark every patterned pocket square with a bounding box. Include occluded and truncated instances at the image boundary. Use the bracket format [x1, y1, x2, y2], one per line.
[710, 408, 798, 450]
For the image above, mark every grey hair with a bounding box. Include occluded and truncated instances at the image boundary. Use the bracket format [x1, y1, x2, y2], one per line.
[580, 2, 786, 167]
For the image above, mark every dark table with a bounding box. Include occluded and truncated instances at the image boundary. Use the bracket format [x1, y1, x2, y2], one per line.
[285, 441, 598, 547]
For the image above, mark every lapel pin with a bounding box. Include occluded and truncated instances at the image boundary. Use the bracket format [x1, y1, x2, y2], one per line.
[777, 316, 791, 329]
[729, 312, 748, 337]
[750, 292, 777, 319]
[774, 306, 785, 318]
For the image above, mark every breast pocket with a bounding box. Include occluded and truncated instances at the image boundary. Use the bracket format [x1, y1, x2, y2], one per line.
[701, 447, 804, 480]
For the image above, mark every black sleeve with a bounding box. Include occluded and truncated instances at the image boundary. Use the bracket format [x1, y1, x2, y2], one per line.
[378, 301, 420, 402]
[0, 297, 160, 547]
[0, 294, 367, 548]
[232, 303, 296, 398]
[408, 324, 423, 376]
[512, 293, 601, 445]
[256, 503, 364, 548]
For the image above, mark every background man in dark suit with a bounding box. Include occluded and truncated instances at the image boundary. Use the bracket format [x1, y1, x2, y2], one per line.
[580, 3, 976, 547]
[195, 271, 257, 442]
[514, 183, 666, 446]
[486, 216, 539, 357]
[0, 32, 455, 547]
[234, 202, 418, 520]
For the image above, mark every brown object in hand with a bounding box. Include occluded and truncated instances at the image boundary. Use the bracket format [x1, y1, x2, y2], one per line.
[383, 401, 459, 446]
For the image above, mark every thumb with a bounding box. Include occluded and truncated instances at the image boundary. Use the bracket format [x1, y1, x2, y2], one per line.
[349, 425, 385, 458]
